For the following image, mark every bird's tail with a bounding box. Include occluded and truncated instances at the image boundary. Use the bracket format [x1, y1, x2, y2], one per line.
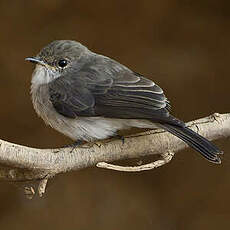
[158, 119, 223, 163]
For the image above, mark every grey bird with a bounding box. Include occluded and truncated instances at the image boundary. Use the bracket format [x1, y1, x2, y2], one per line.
[26, 40, 222, 163]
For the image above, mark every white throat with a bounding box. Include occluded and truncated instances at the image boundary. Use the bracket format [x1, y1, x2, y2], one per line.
[30, 64, 60, 94]
[31, 64, 52, 86]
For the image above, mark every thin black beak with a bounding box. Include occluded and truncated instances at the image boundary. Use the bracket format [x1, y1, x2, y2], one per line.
[25, 57, 45, 66]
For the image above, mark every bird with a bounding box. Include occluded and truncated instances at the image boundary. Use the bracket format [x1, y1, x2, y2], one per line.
[25, 40, 222, 163]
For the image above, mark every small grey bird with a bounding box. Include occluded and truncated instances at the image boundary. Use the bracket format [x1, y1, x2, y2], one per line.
[26, 40, 222, 163]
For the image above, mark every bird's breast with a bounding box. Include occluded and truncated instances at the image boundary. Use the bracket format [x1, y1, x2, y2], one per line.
[30, 83, 158, 142]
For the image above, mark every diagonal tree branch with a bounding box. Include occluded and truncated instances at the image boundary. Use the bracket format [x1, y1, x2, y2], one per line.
[0, 113, 229, 196]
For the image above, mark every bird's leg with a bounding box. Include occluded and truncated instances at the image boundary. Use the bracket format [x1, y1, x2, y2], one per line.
[69, 140, 86, 153]
[62, 140, 85, 152]
[62, 140, 84, 148]
[115, 135, 125, 144]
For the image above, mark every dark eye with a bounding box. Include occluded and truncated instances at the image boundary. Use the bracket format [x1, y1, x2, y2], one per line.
[58, 59, 68, 68]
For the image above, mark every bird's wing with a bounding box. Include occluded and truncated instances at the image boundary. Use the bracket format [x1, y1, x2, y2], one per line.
[49, 57, 170, 122]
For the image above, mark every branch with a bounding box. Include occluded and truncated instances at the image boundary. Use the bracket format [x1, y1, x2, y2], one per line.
[0, 113, 229, 197]
[96, 151, 175, 172]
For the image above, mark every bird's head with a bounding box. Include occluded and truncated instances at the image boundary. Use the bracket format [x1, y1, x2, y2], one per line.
[26, 40, 90, 85]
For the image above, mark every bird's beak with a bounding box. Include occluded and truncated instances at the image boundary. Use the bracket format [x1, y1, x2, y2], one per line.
[25, 57, 45, 66]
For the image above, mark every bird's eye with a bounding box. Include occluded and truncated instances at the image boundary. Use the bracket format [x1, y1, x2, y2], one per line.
[57, 59, 68, 68]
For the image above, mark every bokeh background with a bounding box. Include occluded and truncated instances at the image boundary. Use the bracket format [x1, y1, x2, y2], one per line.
[0, 0, 229, 229]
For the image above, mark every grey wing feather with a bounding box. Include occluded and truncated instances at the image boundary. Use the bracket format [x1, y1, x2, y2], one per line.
[49, 77, 95, 118]
[49, 56, 170, 120]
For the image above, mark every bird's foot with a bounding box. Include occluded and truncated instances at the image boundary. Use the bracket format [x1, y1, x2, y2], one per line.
[62, 140, 85, 153]
[116, 135, 125, 144]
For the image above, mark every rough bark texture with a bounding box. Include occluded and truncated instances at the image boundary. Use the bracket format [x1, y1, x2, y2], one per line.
[0, 113, 228, 187]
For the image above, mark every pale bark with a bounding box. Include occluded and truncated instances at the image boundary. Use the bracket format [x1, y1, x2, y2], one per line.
[0, 113, 228, 197]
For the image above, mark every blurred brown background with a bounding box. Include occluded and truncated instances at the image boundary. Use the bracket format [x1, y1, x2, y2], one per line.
[0, 0, 229, 229]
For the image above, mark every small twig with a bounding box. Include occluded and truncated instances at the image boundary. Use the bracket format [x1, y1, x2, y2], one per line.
[23, 175, 51, 198]
[38, 177, 49, 197]
[24, 186, 35, 200]
[96, 151, 175, 172]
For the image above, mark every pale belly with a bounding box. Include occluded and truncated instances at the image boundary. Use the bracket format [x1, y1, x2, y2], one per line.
[31, 83, 157, 141]
[52, 116, 157, 141]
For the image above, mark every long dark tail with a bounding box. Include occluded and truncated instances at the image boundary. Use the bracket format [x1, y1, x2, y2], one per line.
[158, 118, 223, 163]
